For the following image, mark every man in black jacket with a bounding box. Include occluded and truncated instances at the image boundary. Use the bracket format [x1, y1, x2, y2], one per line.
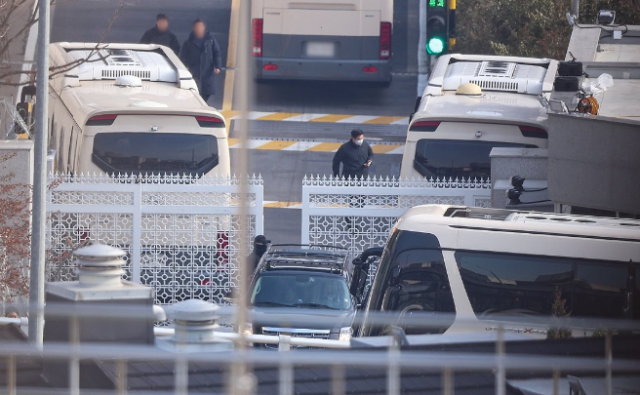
[180, 19, 222, 103]
[140, 14, 181, 55]
[332, 129, 374, 179]
[247, 235, 270, 273]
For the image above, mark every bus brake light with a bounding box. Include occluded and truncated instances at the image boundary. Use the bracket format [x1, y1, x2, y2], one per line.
[86, 114, 117, 126]
[364, 66, 378, 73]
[519, 125, 548, 138]
[195, 116, 225, 128]
[410, 121, 441, 132]
[252, 19, 263, 57]
[380, 22, 392, 60]
[263, 64, 278, 71]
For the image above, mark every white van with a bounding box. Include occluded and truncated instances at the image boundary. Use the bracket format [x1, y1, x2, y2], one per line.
[401, 54, 557, 180]
[251, 0, 393, 83]
[355, 205, 640, 337]
[47, 42, 230, 177]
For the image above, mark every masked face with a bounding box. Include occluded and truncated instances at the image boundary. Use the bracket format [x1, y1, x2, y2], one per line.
[355, 138, 364, 146]
[255, 244, 268, 256]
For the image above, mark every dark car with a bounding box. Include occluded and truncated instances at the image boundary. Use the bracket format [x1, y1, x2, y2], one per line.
[246, 245, 356, 348]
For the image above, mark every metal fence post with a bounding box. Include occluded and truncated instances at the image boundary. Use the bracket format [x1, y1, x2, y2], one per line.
[495, 326, 505, 395]
[131, 183, 142, 283]
[387, 336, 400, 395]
[116, 359, 128, 395]
[606, 330, 612, 395]
[331, 364, 346, 395]
[300, 179, 310, 245]
[442, 368, 453, 395]
[279, 335, 293, 395]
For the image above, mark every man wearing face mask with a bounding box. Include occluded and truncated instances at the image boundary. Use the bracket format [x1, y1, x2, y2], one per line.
[332, 129, 374, 179]
[248, 235, 271, 273]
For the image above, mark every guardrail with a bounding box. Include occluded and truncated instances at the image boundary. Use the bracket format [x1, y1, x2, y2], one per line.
[2, 303, 639, 395]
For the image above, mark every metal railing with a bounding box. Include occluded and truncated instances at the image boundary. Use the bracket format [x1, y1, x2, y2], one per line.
[2, 303, 639, 395]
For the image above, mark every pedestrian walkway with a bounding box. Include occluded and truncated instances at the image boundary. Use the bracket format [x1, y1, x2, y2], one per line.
[227, 138, 405, 154]
[220, 110, 409, 125]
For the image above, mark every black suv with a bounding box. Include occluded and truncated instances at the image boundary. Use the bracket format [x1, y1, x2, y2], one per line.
[246, 245, 356, 348]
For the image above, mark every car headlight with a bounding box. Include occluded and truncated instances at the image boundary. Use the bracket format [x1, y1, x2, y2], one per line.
[339, 327, 352, 342]
[243, 323, 253, 337]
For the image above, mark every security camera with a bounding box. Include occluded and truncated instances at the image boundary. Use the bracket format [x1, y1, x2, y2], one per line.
[597, 10, 616, 25]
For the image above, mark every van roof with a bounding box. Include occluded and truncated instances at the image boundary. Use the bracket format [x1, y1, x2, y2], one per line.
[396, 205, 640, 242]
[48, 42, 224, 126]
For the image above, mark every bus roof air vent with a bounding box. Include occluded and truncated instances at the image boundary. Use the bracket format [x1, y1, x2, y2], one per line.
[63, 47, 179, 84]
[441, 59, 548, 95]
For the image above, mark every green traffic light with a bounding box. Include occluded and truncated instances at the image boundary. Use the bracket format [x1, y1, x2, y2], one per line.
[427, 37, 445, 55]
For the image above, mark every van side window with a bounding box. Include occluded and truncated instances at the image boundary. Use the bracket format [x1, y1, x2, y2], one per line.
[379, 249, 454, 335]
[573, 260, 629, 319]
[456, 251, 636, 320]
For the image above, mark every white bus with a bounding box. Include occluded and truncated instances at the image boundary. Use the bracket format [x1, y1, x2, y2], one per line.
[251, 0, 393, 84]
[401, 54, 557, 180]
[355, 205, 640, 337]
[46, 42, 230, 177]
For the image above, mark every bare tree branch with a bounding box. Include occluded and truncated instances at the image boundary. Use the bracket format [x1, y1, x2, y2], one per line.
[0, 0, 125, 88]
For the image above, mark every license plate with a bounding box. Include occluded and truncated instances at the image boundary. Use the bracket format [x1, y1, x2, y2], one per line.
[306, 42, 335, 58]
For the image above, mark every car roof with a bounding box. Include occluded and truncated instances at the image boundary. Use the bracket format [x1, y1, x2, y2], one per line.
[258, 245, 349, 275]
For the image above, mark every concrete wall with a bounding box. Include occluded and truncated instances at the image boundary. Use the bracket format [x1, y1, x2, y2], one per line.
[490, 148, 550, 210]
[0, 140, 34, 186]
[0, 140, 33, 311]
[547, 113, 640, 215]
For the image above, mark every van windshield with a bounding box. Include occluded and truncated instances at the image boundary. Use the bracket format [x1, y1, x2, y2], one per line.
[414, 139, 536, 179]
[92, 133, 219, 176]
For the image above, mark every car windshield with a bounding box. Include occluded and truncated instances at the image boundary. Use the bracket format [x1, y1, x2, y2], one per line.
[414, 139, 535, 179]
[251, 273, 351, 310]
[92, 132, 219, 175]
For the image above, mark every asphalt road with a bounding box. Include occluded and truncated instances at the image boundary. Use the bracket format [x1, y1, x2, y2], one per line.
[50, 0, 421, 244]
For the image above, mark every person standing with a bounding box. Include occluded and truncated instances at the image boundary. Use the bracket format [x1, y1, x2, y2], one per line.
[332, 129, 374, 179]
[247, 235, 271, 273]
[140, 14, 181, 55]
[180, 19, 222, 103]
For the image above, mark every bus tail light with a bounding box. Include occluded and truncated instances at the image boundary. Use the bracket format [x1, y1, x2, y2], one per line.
[86, 114, 117, 126]
[252, 19, 263, 57]
[380, 22, 392, 60]
[519, 125, 548, 138]
[263, 64, 278, 71]
[364, 66, 378, 73]
[410, 120, 440, 132]
[195, 116, 225, 128]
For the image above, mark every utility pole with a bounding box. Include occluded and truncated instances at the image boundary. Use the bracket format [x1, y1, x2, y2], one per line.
[28, 0, 51, 348]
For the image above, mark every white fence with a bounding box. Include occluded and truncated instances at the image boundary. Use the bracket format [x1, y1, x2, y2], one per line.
[301, 176, 492, 257]
[46, 174, 263, 305]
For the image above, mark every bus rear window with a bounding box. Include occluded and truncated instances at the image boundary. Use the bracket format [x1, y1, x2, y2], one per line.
[92, 133, 219, 176]
[414, 139, 536, 179]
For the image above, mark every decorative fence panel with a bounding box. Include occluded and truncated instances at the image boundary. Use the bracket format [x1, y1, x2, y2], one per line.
[301, 176, 492, 283]
[46, 174, 263, 305]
